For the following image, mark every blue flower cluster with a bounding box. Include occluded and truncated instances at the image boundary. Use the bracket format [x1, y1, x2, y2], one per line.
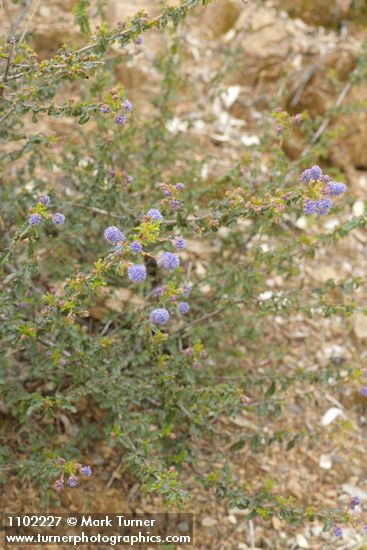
[130, 240, 143, 254]
[147, 208, 164, 223]
[150, 308, 170, 325]
[300, 165, 347, 216]
[303, 197, 332, 216]
[158, 251, 180, 270]
[128, 264, 147, 283]
[104, 226, 125, 243]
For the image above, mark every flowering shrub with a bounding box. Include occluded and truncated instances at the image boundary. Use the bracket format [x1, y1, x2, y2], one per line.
[1, 0, 367, 540]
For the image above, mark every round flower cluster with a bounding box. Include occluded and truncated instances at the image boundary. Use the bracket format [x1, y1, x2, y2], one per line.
[158, 252, 180, 270]
[29, 213, 42, 226]
[150, 308, 169, 325]
[104, 226, 125, 243]
[173, 237, 186, 250]
[28, 196, 66, 227]
[146, 208, 164, 223]
[39, 195, 51, 206]
[52, 213, 65, 225]
[300, 165, 323, 184]
[130, 240, 143, 254]
[115, 114, 127, 126]
[300, 165, 347, 216]
[127, 264, 147, 283]
[303, 198, 332, 216]
[178, 301, 190, 314]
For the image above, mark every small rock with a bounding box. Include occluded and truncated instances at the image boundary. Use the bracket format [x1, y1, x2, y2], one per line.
[201, 516, 217, 527]
[227, 514, 237, 524]
[319, 454, 333, 470]
[351, 312, 367, 340]
[320, 407, 344, 427]
[296, 534, 310, 549]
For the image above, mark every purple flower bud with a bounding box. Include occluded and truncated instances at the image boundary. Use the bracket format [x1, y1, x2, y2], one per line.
[124, 100, 132, 112]
[175, 182, 185, 190]
[182, 284, 192, 297]
[333, 526, 343, 538]
[114, 244, 124, 255]
[137, 35, 143, 45]
[54, 479, 64, 492]
[150, 308, 169, 325]
[154, 286, 164, 297]
[115, 114, 127, 126]
[80, 465, 92, 477]
[68, 475, 78, 488]
[169, 199, 181, 211]
[100, 104, 110, 114]
[173, 237, 186, 250]
[361, 386, 367, 397]
[39, 195, 51, 206]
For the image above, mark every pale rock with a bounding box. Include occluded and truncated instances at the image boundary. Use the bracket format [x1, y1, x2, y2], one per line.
[353, 200, 365, 217]
[320, 407, 344, 427]
[307, 265, 338, 284]
[227, 514, 237, 524]
[201, 0, 243, 37]
[351, 312, 367, 340]
[296, 534, 310, 549]
[221, 86, 241, 109]
[319, 454, 333, 470]
[201, 516, 217, 527]
[295, 216, 307, 229]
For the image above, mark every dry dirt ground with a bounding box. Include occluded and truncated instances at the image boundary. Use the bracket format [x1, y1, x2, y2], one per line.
[2, 0, 367, 549]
